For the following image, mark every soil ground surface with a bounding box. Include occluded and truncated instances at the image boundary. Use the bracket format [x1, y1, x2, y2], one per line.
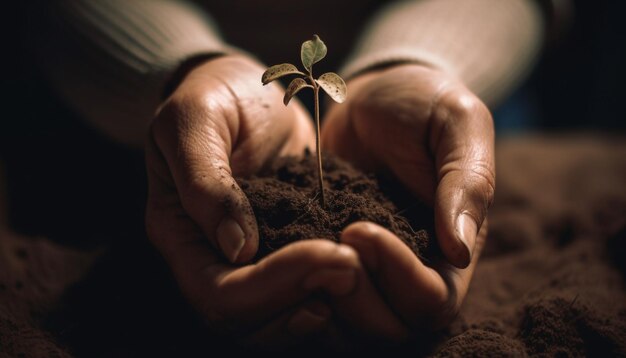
[1, 135, 625, 356]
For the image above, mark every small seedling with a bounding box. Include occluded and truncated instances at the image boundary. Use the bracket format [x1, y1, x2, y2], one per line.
[262, 35, 347, 209]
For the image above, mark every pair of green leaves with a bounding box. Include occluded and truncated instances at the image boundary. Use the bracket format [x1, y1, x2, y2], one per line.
[261, 35, 347, 106]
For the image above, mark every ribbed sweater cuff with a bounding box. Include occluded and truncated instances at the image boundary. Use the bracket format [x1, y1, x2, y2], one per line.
[341, 0, 545, 107]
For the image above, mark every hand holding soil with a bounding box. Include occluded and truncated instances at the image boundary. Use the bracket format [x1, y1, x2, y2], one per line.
[321, 63, 495, 330]
[147, 54, 314, 264]
[144, 45, 495, 346]
[145, 55, 366, 343]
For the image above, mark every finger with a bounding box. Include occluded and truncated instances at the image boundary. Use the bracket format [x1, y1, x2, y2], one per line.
[331, 262, 410, 343]
[341, 222, 452, 328]
[214, 240, 361, 326]
[150, 235, 363, 331]
[150, 56, 314, 264]
[429, 87, 495, 268]
[148, 123, 347, 335]
[148, 135, 356, 330]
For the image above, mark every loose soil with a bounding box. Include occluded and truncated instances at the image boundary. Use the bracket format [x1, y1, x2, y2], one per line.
[237, 152, 434, 260]
[1, 135, 626, 356]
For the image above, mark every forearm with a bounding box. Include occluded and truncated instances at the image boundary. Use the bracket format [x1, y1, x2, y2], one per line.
[341, 0, 546, 107]
[32, 0, 229, 145]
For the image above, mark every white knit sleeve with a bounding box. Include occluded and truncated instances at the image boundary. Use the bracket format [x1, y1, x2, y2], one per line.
[341, 0, 545, 108]
[35, 0, 228, 145]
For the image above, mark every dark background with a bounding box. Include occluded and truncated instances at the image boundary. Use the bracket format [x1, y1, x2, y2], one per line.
[494, 0, 625, 133]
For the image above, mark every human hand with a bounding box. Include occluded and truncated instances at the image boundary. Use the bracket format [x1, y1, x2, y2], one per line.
[321, 64, 494, 335]
[146, 55, 364, 346]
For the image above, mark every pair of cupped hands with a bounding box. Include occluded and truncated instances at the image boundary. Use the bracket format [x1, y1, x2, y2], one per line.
[145, 54, 494, 347]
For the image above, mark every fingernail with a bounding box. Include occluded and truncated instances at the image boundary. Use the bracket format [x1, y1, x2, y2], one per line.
[216, 216, 246, 263]
[456, 213, 477, 268]
[302, 268, 357, 296]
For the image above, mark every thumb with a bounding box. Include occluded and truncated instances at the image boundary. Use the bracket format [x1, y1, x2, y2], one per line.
[435, 169, 493, 269]
[195, 171, 258, 264]
[149, 96, 258, 264]
[431, 90, 495, 268]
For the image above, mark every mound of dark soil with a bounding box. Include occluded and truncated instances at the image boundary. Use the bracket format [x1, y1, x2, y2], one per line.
[3, 135, 626, 356]
[237, 152, 434, 260]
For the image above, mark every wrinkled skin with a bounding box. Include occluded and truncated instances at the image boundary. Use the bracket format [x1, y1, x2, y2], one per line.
[145, 55, 494, 347]
[323, 63, 494, 334]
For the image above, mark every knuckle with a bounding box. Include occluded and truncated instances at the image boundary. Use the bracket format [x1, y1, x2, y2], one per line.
[150, 95, 193, 140]
[436, 86, 492, 127]
[440, 89, 481, 117]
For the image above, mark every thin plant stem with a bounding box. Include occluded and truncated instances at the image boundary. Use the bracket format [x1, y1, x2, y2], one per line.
[309, 72, 326, 208]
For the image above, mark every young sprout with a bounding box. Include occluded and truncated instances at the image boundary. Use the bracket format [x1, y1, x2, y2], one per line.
[261, 35, 347, 209]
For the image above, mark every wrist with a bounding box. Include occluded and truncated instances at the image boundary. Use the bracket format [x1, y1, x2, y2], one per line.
[167, 54, 268, 99]
[345, 62, 435, 91]
[163, 53, 228, 100]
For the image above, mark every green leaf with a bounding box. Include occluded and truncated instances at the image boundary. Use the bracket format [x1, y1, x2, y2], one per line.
[284, 78, 312, 105]
[261, 63, 304, 85]
[300, 35, 327, 72]
[317, 72, 347, 103]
